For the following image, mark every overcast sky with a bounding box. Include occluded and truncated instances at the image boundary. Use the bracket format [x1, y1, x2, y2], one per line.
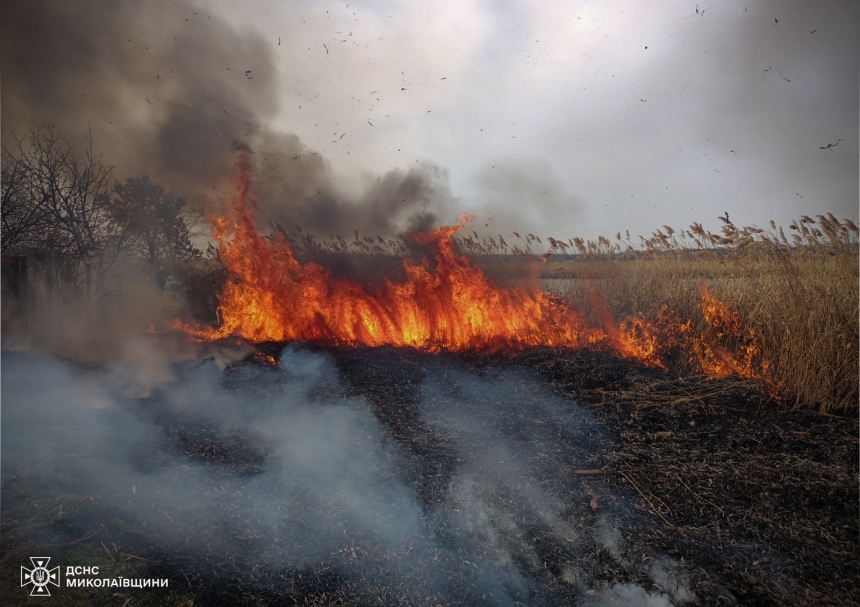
[3, 0, 857, 242]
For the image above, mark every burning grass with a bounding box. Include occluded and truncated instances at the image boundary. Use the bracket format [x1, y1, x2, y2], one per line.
[531, 217, 859, 414]
[175, 146, 858, 414]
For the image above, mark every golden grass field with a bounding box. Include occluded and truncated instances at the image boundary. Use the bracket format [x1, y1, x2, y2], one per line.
[473, 214, 859, 414]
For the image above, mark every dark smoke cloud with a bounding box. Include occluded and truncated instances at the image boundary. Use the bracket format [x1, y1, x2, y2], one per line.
[251, 131, 450, 236]
[0, 0, 450, 236]
[1, 0, 276, 186]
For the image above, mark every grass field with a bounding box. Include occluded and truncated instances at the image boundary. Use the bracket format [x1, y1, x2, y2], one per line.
[180, 212, 858, 414]
[471, 215, 859, 414]
[1, 214, 857, 607]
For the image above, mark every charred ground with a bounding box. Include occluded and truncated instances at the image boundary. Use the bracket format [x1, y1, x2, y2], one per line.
[1, 346, 857, 607]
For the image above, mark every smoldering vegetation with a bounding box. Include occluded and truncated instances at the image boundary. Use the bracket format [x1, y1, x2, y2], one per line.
[1, 343, 708, 606]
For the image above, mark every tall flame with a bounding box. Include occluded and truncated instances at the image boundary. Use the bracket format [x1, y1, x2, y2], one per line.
[693, 285, 775, 385]
[177, 146, 780, 391]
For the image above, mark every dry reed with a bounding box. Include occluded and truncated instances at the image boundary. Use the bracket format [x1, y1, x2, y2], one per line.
[192, 214, 858, 414]
[530, 215, 858, 414]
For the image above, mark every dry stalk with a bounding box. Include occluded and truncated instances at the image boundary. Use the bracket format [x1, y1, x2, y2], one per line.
[619, 471, 679, 531]
[675, 473, 725, 516]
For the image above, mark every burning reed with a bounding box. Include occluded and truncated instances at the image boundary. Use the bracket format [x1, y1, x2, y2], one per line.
[541, 215, 859, 414]
[176, 148, 858, 414]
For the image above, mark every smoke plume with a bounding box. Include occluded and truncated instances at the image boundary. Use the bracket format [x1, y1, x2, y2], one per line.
[0, 0, 451, 237]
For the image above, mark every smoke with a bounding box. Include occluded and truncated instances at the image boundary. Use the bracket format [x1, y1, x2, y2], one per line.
[420, 366, 593, 592]
[2, 346, 432, 584]
[595, 515, 624, 558]
[250, 132, 451, 236]
[581, 557, 695, 607]
[2, 344, 697, 605]
[0, 0, 273, 189]
[0, 0, 452, 237]
[473, 156, 585, 240]
[580, 558, 695, 607]
[648, 558, 696, 605]
[418, 365, 697, 605]
[583, 584, 675, 607]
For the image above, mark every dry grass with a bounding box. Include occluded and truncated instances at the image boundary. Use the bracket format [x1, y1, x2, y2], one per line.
[509, 215, 858, 414]
[183, 214, 857, 414]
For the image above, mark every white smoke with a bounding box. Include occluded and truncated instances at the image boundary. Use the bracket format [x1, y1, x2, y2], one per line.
[2, 345, 697, 604]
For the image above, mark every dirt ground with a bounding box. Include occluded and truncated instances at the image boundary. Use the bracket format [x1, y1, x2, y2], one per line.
[1, 345, 857, 606]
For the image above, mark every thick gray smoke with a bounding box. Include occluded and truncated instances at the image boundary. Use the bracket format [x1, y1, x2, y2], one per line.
[251, 132, 449, 236]
[0, 0, 450, 236]
[2, 344, 697, 605]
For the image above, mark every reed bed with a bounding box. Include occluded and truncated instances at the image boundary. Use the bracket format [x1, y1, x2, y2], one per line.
[483, 214, 859, 414]
[186, 214, 858, 414]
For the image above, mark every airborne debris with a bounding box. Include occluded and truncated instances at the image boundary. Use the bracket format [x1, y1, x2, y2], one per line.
[818, 139, 843, 150]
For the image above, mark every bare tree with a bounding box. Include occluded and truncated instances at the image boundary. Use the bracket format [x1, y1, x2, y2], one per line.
[110, 176, 200, 272]
[161, 196, 202, 271]
[1, 124, 123, 298]
[1, 143, 45, 253]
[110, 176, 167, 268]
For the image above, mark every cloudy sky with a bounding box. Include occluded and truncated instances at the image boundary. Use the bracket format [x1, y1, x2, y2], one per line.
[2, 0, 857, 242]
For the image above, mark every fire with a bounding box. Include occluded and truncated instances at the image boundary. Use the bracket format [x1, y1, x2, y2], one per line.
[176, 146, 780, 391]
[693, 285, 776, 385]
[182, 208, 605, 352]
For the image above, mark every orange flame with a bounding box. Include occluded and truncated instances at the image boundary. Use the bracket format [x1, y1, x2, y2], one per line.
[176, 146, 781, 391]
[693, 284, 778, 388]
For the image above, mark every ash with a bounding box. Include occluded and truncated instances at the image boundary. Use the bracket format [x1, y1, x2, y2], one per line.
[1, 345, 856, 606]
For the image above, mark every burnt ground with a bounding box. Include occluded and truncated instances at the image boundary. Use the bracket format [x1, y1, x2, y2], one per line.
[1, 346, 857, 607]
